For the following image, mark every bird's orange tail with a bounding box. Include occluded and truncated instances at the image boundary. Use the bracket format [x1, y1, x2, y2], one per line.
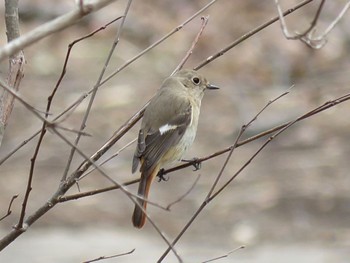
[132, 167, 159, 228]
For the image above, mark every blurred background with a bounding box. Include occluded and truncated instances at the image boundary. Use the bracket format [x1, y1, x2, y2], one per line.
[0, 0, 350, 262]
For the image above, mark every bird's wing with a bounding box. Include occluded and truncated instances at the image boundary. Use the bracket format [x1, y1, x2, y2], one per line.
[133, 101, 192, 175]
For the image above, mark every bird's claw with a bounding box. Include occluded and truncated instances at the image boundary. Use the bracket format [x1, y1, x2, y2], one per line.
[182, 157, 201, 171]
[157, 169, 169, 182]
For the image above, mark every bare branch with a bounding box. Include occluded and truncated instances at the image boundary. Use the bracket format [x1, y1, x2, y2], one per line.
[171, 15, 209, 76]
[83, 249, 135, 263]
[0, 78, 52, 124]
[54, 124, 92, 137]
[0, 0, 25, 146]
[201, 246, 245, 263]
[0, 0, 119, 61]
[57, 179, 140, 203]
[0, 195, 18, 221]
[275, 0, 324, 39]
[79, 138, 137, 180]
[48, 15, 124, 121]
[166, 174, 201, 210]
[275, 0, 350, 48]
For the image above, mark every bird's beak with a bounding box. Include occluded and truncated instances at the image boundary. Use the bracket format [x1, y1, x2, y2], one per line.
[206, 83, 219, 90]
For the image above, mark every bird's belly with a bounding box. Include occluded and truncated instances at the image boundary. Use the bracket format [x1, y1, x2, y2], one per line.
[160, 101, 200, 167]
[161, 124, 197, 166]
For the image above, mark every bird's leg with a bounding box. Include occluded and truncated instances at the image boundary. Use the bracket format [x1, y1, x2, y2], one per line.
[182, 157, 201, 171]
[157, 168, 169, 182]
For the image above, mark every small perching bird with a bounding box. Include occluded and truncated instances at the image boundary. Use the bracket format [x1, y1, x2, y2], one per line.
[132, 69, 219, 228]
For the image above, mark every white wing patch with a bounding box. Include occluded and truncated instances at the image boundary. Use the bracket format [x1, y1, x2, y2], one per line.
[159, 124, 178, 135]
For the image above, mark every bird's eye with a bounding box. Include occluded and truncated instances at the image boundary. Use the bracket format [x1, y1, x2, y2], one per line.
[192, 77, 201, 85]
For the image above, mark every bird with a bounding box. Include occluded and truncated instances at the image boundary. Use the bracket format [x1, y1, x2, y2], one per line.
[131, 69, 219, 228]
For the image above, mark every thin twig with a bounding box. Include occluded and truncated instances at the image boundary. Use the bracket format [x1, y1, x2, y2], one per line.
[166, 174, 201, 210]
[194, 0, 314, 70]
[275, 0, 324, 39]
[48, 16, 123, 122]
[0, 195, 18, 221]
[201, 246, 245, 263]
[54, 124, 92, 136]
[83, 249, 135, 263]
[301, 0, 350, 48]
[78, 137, 137, 180]
[275, 0, 329, 48]
[171, 15, 209, 76]
[0, 79, 52, 124]
[58, 179, 140, 202]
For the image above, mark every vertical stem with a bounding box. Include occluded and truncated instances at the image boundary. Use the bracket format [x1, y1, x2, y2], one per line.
[0, 0, 25, 146]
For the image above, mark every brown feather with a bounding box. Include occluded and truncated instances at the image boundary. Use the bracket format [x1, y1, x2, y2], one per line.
[132, 164, 160, 228]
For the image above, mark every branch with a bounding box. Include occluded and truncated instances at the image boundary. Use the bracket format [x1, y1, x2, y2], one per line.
[83, 249, 135, 263]
[201, 246, 245, 263]
[171, 15, 210, 76]
[0, 0, 25, 146]
[275, 0, 350, 48]
[0, 195, 18, 221]
[166, 174, 201, 210]
[0, 0, 119, 61]
[78, 138, 136, 181]
[57, 179, 139, 203]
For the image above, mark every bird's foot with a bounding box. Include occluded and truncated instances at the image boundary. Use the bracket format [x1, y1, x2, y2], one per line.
[157, 169, 169, 182]
[182, 157, 201, 171]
